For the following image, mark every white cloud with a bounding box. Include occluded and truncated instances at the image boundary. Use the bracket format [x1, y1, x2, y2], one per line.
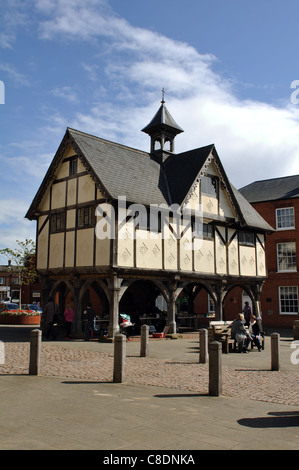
[51, 86, 78, 103]
[1, 152, 52, 180]
[0, 0, 30, 49]
[36, 0, 112, 40]
[0, 63, 30, 87]
[0, 198, 36, 262]
[26, 1, 299, 188]
[2, 0, 299, 257]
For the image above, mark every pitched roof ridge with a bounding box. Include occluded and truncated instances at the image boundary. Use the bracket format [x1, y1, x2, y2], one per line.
[175, 143, 215, 157]
[240, 173, 299, 189]
[67, 127, 150, 158]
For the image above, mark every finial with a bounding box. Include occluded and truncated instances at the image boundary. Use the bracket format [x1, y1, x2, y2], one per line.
[161, 88, 165, 103]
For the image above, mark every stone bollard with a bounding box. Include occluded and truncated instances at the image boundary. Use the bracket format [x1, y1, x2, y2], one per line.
[113, 334, 126, 383]
[293, 320, 299, 340]
[140, 324, 149, 357]
[199, 329, 208, 364]
[209, 341, 222, 396]
[271, 332, 280, 371]
[29, 329, 42, 375]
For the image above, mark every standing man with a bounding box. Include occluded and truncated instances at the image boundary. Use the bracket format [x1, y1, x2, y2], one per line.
[43, 296, 59, 340]
[242, 301, 251, 326]
[83, 302, 96, 341]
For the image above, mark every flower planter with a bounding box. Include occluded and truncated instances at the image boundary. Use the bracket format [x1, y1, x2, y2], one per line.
[0, 314, 41, 325]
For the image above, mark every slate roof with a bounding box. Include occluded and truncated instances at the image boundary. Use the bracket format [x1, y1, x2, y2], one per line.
[68, 128, 170, 207]
[239, 175, 299, 203]
[141, 102, 184, 136]
[26, 127, 273, 232]
[164, 145, 214, 204]
[230, 185, 273, 232]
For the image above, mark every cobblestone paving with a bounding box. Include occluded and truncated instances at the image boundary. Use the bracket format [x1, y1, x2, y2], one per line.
[1, 342, 298, 406]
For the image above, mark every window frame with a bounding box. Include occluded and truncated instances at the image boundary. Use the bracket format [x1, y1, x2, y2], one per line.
[201, 175, 219, 199]
[77, 205, 96, 228]
[203, 223, 213, 239]
[239, 231, 255, 247]
[275, 207, 295, 231]
[208, 294, 215, 313]
[279, 286, 298, 315]
[69, 158, 78, 176]
[50, 212, 66, 234]
[277, 241, 297, 272]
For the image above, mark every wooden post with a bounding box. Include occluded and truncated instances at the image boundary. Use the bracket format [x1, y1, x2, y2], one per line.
[167, 282, 177, 334]
[271, 332, 280, 371]
[108, 276, 122, 339]
[140, 324, 149, 357]
[113, 334, 126, 383]
[29, 329, 42, 375]
[199, 329, 208, 364]
[209, 341, 222, 396]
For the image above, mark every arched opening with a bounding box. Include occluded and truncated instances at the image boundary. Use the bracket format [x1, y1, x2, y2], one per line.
[119, 279, 167, 335]
[78, 279, 110, 337]
[177, 282, 217, 330]
[50, 280, 74, 316]
[154, 139, 162, 150]
[79, 280, 109, 318]
[164, 138, 171, 151]
[223, 284, 256, 322]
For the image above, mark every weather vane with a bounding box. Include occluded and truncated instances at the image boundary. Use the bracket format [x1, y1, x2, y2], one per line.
[161, 88, 165, 103]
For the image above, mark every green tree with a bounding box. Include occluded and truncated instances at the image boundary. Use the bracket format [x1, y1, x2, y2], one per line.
[0, 239, 37, 309]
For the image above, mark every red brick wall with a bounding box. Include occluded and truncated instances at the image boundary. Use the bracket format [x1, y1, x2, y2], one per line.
[250, 198, 299, 328]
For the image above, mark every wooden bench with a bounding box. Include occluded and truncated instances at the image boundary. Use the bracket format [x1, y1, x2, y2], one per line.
[209, 321, 234, 354]
[209, 320, 265, 353]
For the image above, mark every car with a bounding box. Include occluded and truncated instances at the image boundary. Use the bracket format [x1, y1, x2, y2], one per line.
[21, 304, 43, 314]
[1, 303, 19, 310]
[1, 303, 20, 311]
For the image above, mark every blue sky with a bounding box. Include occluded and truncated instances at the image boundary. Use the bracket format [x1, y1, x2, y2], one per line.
[1, 0, 299, 261]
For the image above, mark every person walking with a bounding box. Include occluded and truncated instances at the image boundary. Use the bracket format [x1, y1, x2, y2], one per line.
[64, 303, 74, 339]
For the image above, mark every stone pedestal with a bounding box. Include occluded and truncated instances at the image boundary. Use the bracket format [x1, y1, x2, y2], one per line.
[29, 329, 42, 375]
[293, 320, 299, 340]
[209, 341, 222, 396]
[113, 334, 126, 383]
[271, 332, 280, 371]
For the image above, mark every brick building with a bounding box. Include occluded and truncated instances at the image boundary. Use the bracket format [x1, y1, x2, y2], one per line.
[238, 175, 299, 328]
[0, 261, 41, 306]
[0, 262, 20, 302]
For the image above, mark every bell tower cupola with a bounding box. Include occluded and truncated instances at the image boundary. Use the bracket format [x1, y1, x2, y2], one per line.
[141, 90, 184, 163]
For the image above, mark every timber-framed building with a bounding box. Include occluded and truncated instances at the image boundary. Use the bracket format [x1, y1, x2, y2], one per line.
[26, 100, 273, 337]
